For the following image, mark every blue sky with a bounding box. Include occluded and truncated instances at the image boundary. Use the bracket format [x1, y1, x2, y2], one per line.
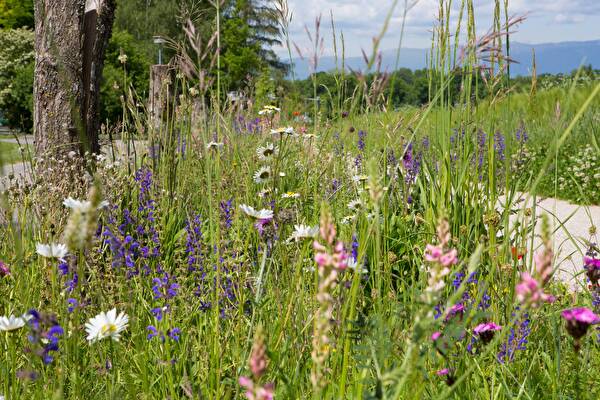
[280, 0, 600, 56]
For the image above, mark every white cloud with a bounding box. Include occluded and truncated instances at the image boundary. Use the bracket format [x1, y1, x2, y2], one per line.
[281, 0, 600, 55]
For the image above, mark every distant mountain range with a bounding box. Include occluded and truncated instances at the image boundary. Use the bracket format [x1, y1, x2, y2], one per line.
[289, 40, 600, 79]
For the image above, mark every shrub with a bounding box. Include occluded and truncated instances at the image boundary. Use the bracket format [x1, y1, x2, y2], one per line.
[0, 28, 34, 131]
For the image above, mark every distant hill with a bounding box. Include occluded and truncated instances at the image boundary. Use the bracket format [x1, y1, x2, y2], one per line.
[289, 40, 600, 79]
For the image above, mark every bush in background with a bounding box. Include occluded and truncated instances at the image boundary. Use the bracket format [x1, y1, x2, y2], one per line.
[0, 27, 34, 131]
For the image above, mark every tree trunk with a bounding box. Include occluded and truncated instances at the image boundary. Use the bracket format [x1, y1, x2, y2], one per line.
[33, 0, 115, 157]
[84, 0, 116, 154]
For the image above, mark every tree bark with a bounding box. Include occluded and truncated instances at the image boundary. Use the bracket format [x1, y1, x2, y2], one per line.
[85, 0, 116, 154]
[33, 0, 84, 155]
[33, 0, 116, 157]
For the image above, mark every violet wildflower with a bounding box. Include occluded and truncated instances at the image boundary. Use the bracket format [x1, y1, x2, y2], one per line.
[152, 274, 179, 299]
[477, 129, 487, 169]
[67, 298, 78, 313]
[493, 131, 505, 162]
[26, 310, 63, 365]
[167, 328, 181, 341]
[498, 311, 530, 363]
[147, 325, 163, 341]
[357, 130, 366, 151]
[515, 124, 528, 144]
[220, 199, 234, 230]
[185, 214, 205, 271]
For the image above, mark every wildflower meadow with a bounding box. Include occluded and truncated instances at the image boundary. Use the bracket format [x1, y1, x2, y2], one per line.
[1, 0, 600, 399]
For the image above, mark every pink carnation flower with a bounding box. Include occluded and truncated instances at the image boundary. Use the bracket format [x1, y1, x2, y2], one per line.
[474, 322, 502, 344]
[0, 261, 9, 277]
[561, 307, 600, 340]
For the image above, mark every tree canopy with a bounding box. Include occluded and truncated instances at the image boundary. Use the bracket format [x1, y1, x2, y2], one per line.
[0, 0, 34, 29]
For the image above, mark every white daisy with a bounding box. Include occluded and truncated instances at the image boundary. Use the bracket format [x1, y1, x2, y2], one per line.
[36, 243, 68, 259]
[348, 199, 363, 212]
[340, 215, 356, 225]
[256, 143, 278, 160]
[85, 308, 129, 343]
[288, 225, 319, 242]
[270, 127, 295, 136]
[352, 175, 368, 184]
[253, 166, 272, 184]
[281, 191, 300, 199]
[258, 105, 280, 115]
[0, 315, 28, 331]
[206, 141, 224, 151]
[258, 188, 272, 198]
[347, 258, 368, 274]
[63, 197, 109, 211]
[239, 204, 274, 220]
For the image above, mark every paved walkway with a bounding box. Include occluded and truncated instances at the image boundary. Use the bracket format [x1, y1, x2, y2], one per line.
[500, 193, 599, 289]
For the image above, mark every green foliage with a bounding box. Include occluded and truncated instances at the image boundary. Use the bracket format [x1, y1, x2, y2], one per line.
[100, 30, 152, 124]
[0, 0, 34, 29]
[0, 28, 34, 131]
[221, 16, 262, 89]
[252, 67, 275, 107]
[114, 0, 182, 58]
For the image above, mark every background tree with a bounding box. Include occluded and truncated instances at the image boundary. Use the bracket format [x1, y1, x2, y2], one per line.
[0, 28, 35, 131]
[0, 0, 34, 29]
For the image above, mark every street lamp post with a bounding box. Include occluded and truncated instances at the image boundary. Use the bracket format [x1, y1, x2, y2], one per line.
[153, 36, 167, 65]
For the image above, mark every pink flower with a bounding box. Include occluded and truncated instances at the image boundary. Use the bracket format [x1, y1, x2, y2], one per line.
[584, 256, 600, 284]
[314, 241, 348, 271]
[0, 261, 9, 277]
[445, 303, 465, 321]
[584, 257, 600, 269]
[474, 322, 502, 334]
[431, 331, 442, 341]
[439, 249, 458, 267]
[436, 368, 450, 376]
[253, 218, 273, 235]
[515, 272, 555, 307]
[474, 322, 502, 344]
[424, 244, 443, 262]
[534, 248, 553, 285]
[562, 308, 600, 324]
[562, 307, 600, 341]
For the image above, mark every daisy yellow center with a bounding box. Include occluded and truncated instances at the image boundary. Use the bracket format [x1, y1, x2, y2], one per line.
[263, 149, 273, 156]
[101, 323, 117, 334]
[260, 171, 270, 179]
